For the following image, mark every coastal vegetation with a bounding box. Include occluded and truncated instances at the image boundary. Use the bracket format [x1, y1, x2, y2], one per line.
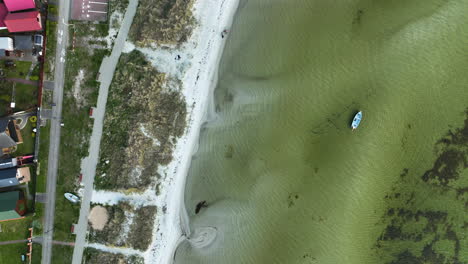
[53, 23, 110, 242]
[95, 50, 186, 190]
[84, 247, 143, 264]
[88, 203, 157, 251]
[130, 0, 195, 46]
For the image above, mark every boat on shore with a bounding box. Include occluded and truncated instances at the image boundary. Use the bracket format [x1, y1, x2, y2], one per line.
[351, 111, 362, 130]
[64, 193, 80, 203]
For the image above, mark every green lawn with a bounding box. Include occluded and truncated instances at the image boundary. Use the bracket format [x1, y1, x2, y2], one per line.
[51, 245, 74, 264]
[0, 60, 32, 79]
[15, 83, 38, 111]
[44, 20, 57, 79]
[31, 243, 42, 264]
[15, 118, 36, 156]
[31, 202, 44, 236]
[53, 47, 108, 242]
[37, 122, 50, 193]
[0, 243, 29, 264]
[0, 217, 32, 241]
[48, 4, 58, 16]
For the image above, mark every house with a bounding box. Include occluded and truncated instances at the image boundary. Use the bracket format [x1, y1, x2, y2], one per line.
[0, 157, 17, 169]
[3, 0, 36, 13]
[0, 191, 26, 222]
[0, 3, 7, 30]
[0, 118, 23, 155]
[0, 167, 30, 188]
[4, 11, 42, 33]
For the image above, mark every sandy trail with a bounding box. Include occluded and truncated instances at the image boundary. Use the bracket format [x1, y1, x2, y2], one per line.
[86, 0, 240, 262]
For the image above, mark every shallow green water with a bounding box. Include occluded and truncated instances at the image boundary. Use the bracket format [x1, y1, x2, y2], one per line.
[176, 0, 468, 263]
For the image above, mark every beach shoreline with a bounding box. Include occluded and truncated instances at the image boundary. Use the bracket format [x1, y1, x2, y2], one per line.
[142, 0, 240, 263]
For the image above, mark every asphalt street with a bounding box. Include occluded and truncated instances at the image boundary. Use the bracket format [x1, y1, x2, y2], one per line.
[41, 0, 71, 262]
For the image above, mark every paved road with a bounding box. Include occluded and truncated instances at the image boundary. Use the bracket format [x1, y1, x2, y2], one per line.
[41, 0, 71, 263]
[0, 240, 27, 245]
[71, 1, 138, 263]
[34, 237, 75, 247]
[6, 78, 39, 85]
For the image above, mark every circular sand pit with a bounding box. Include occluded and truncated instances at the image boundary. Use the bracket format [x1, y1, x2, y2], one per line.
[88, 205, 108, 230]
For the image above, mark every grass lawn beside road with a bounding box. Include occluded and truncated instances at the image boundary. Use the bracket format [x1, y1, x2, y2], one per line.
[0, 243, 29, 264]
[52, 244, 74, 264]
[31, 243, 42, 264]
[53, 46, 108, 241]
[44, 20, 57, 79]
[0, 217, 32, 241]
[36, 122, 50, 193]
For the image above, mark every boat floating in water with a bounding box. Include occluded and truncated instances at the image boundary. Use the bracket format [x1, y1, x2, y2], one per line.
[64, 193, 80, 203]
[351, 111, 362, 130]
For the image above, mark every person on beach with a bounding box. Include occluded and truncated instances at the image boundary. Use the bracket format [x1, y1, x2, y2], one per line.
[221, 29, 229, 38]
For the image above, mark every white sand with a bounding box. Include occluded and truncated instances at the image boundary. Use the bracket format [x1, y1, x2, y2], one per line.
[142, 0, 240, 263]
[88, 0, 240, 262]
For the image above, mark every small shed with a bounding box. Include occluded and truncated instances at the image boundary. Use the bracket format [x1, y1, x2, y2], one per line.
[0, 191, 26, 221]
[0, 37, 13, 51]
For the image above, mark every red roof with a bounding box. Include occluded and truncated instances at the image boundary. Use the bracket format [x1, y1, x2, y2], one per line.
[0, 4, 7, 28]
[3, 0, 35, 12]
[4, 11, 42, 33]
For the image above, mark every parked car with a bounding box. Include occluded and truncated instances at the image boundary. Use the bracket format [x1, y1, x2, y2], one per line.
[34, 34, 43, 47]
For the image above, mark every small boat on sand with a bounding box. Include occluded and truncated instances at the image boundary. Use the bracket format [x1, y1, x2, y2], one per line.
[351, 111, 362, 130]
[64, 193, 80, 203]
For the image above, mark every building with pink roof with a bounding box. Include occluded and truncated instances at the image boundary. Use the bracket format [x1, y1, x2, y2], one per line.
[4, 11, 42, 32]
[3, 0, 36, 12]
[0, 3, 7, 28]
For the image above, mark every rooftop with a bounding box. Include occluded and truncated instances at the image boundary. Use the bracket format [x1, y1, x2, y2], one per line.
[3, 0, 36, 13]
[0, 167, 19, 188]
[4, 11, 42, 33]
[0, 191, 25, 221]
[0, 3, 7, 28]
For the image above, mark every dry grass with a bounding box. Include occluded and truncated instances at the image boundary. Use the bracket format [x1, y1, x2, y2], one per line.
[130, 0, 195, 46]
[84, 247, 143, 264]
[89, 203, 157, 251]
[95, 50, 186, 190]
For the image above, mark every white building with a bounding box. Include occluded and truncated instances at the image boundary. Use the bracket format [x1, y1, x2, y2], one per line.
[0, 37, 14, 50]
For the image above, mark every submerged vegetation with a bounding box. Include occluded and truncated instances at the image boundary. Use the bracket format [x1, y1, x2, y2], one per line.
[130, 0, 195, 45]
[95, 50, 186, 190]
[375, 110, 468, 264]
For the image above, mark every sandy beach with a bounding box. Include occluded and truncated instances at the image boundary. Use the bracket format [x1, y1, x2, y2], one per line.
[86, 0, 240, 262]
[140, 0, 240, 263]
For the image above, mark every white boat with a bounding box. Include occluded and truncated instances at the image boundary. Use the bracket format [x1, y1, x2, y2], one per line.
[64, 193, 80, 203]
[351, 111, 362, 130]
